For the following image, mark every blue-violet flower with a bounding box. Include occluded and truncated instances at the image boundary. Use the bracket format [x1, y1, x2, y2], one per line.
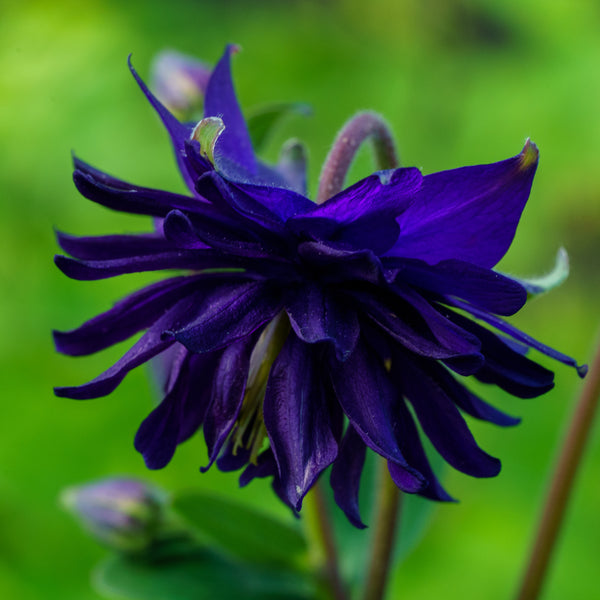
[54, 46, 586, 527]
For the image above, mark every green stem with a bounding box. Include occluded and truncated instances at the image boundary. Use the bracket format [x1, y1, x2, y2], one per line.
[304, 481, 348, 600]
[316, 111, 399, 204]
[516, 338, 600, 600]
[362, 457, 403, 600]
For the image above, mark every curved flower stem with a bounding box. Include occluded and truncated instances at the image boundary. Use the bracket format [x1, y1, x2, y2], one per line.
[304, 480, 348, 600]
[516, 338, 600, 600]
[316, 111, 399, 204]
[362, 458, 402, 600]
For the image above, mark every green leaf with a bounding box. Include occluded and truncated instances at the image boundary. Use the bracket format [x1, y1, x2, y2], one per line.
[93, 539, 314, 600]
[246, 103, 312, 151]
[171, 490, 308, 568]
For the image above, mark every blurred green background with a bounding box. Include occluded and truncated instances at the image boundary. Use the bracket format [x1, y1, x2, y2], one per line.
[0, 0, 598, 598]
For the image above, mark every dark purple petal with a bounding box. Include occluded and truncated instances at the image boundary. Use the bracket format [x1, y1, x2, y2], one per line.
[396, 352, 501, 478]
[54, 250, 256, 281]
[194, 171, 286, 232]
[330, 426, 367, 528]
[54, 275, 202, 356]
[204, 45, 257, 177]
[56, 231, 176, 260]
[216, 442, 251, 472]
[202, 335, 255, 471]
[424, 359, 521, 426]
[285, 283, 359, 361]
[150, 342, 185, 394]
[263, 335, 339, 510]
[445, 309, 556, 398]
[228, 179, 315, 223]
[393, 285, 484, 363]
[54, 298, 197, 400]
[134, 346, 191, 469]
[289, 168, 421, 253]
[388, 398, 455, 501]
[128, 56, 210, 191]
[135, 347, 218, 468]
[194, 172, 298, 250]
[388, 141, 539, 268]
[328, 339, 425, 491]
[297, 241, 383, 285]
[352, 288, 482, 364]
[386, 461, 426, 494]
[177, 351, 222, 443]
[239, 449, 278, 487]
[239, 450, 295, 512]
[162, 209, 268, 256]
[168, 281, 283, 354]
[162, 210, 207, 249]
[312, 168, 421, 221]
[388, 257, 527, 316]
[447, 298, 587, 377]
[73, 165, 210, 218]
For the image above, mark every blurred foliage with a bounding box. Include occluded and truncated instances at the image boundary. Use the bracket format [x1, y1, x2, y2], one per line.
[0, 0, 598, 598]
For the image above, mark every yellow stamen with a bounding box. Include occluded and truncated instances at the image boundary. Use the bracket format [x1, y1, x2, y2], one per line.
[230, 312, 291, 459]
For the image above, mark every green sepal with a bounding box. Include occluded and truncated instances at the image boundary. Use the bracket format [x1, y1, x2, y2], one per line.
[277, 139, 309, 194]
[509, 248, 570, 299]
[191, 117, 225, 165]
[246, 102, 312, 152]
[93, 537, 313, 600]
[170, 490, 308, 569]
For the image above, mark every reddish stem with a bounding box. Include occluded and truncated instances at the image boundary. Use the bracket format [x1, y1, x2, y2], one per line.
[516, 338, 600, 600]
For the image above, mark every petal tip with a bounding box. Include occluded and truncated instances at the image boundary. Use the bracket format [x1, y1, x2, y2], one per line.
[519, 138, 539, 170]
[127, 53, 135, 72]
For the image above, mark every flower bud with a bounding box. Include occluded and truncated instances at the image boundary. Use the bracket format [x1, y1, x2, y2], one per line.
[150, 50, 211, 115]
[61, 478, 164, 553]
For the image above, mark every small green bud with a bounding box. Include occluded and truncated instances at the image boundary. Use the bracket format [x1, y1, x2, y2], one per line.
[61, 478, 165, 553]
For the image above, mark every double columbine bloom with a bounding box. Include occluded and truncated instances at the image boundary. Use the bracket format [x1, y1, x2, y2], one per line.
[54, 46, 585, 527]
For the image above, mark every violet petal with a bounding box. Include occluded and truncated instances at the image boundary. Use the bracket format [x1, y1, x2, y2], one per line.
[329, 339, 425, 490]
[54, 297, 197, 399]
[204, 45, 257, 177]
[56, 231, 176, 260]
[54, 275, 202, 356]
[397, 352, 501, 478]
[389, 398, 455, 501]
[263, 335, 339, 510]
[389, 257, 527, 316]
[168, 282, 282, 354]
[330, 426, 367, 528]
[448, 298, 587, 377]
[388, 141, 539, 268]
[128, 56, 210, 191]
[285, 283, 359, 361]
[202, 335, 256, 470]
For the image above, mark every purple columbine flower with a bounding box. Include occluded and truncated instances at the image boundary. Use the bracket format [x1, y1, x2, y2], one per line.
[54, 46, 586, 528]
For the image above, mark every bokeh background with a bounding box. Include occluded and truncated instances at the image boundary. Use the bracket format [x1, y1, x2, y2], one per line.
[1, 0, 599, 598]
